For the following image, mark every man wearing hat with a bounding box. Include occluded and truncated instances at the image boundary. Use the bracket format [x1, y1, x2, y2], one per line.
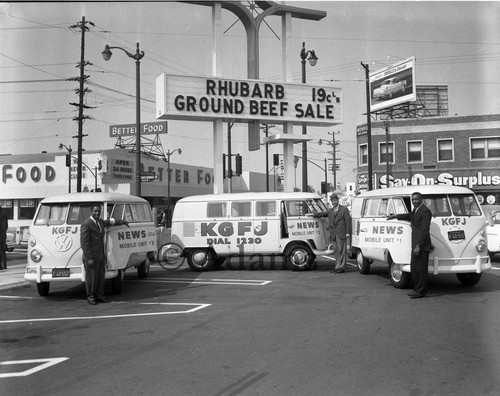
[314, 193, 352, 273]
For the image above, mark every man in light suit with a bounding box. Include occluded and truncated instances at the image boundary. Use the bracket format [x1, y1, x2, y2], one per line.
[315, 193, 352, 273]
[80, 204, 128, 305]
[388, 192, 432, 298]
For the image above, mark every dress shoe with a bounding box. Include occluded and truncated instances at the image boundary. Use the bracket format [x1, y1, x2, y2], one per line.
[333, 268, 345, 274]
[407, 291, 417, 297]
[410, 293, 425, 299]
[97, 298, 110, 303]
[87, 298, 97, 305]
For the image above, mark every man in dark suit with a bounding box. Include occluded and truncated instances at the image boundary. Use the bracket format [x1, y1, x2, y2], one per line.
[388, 192, 432, 298]
[314, 193, 352, 273]
[80, 204, 128, 305]
[0, 206, 8, 270]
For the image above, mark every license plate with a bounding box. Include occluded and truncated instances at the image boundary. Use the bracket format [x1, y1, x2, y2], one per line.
[448, 230, 465, 241]
[52, 268, 70, 278]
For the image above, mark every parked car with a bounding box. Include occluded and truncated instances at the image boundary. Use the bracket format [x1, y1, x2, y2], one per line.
[5, 231, 15, 252]
[373, 77, 407, 100]
[483, 204, 500, 259]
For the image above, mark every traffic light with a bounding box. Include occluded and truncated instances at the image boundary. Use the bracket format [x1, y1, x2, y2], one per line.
[273, 154, 279, 166]
[321, 181, 327, 194]
[65, 154, 71, 167]
[235, 154, 242, 176]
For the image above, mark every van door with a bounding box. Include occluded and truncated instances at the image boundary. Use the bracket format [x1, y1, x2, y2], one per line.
[360, 197, 412, 264]
[105, 202, 157, 270]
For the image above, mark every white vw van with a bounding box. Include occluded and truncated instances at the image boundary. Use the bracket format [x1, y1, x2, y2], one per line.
[351, 185, 491, 288]
[168, 192, 334, 271]
[25, 192, 157, 296]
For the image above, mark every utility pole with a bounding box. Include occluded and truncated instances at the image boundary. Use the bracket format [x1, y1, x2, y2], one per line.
[69, 16, 94, 192]
[361, 62, 373, 190]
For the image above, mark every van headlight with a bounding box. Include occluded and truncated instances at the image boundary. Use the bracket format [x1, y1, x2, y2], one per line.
[30, 249, 43, 263]
[476, 239, 486, 253]
[30, 239, 37, 247]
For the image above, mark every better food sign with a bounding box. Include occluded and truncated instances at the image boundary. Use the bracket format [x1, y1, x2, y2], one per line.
[156, 74, 342, 126]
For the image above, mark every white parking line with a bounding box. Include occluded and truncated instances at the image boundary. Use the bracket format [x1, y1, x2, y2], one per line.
[0, 303, 211, 324]
[136, 277, 272, 286]
[0, 357, 68, 378]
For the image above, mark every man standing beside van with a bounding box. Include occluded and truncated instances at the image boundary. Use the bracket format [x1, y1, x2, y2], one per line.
[387, 192, 432, 299]
[80, 204, 128, 305]
[0, 206, 8, 270]
[315, 193, 352, 273]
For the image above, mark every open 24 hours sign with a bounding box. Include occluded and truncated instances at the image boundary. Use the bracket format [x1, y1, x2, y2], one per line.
[156, 74, 342, 126]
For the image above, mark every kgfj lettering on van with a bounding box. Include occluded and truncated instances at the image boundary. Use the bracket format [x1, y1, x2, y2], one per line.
[52, 226, 78, 235]
[201, 221, 268, 237]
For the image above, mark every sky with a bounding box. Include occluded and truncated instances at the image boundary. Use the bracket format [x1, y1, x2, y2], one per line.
[1, 0, 499, 192]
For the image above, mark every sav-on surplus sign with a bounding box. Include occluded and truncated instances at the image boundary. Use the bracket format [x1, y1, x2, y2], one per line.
[109, 121, 168, 137]
[156, 74, 343, 126]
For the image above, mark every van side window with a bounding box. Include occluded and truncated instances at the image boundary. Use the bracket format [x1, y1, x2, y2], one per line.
[392, 198, 408, 215]
[286, 200, 311, 216]
[111, 204, 125, 221]
[364, 199, 381, 217]
[207, 202, 227, 218]
[231, 202, 251, 217]
[256, 201, 276, 217]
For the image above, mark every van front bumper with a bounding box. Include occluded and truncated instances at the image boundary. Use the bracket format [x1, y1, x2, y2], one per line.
[24, 265, 119, 283]
[400, 255, 491, 274]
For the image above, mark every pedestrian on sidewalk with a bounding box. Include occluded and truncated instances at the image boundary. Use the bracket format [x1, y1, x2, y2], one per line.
[0, 206, 8, 271]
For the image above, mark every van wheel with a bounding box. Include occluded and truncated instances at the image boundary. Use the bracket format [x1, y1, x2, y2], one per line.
[356, 251, 371, 274]
[457, 273, 482, 287]
[285, 244, 315, 271]
[187, 249, 214, 272]
[137, 258, 150, 279]
[37, 282, 50, 296]
[111, 270, 123, 294]
[389, 258, 411, 289]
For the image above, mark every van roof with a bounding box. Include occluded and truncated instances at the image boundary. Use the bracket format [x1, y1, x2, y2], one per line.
[178, 192, 323, 203]
[39, 192, 148, 204]
[357, 185, 474, 198]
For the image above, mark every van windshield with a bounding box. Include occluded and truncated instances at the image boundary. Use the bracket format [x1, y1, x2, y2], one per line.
[422, 194, 482, 217]
[34, 204, 68, 226]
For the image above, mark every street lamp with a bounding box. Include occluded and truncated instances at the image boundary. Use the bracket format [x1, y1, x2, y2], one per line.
[165, 148, 182, 227]
[59, 143, 72, 193]
[102, 42, 145, 197]
[300, 41, 318, 192]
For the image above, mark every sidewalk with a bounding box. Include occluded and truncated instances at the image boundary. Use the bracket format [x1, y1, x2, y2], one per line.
[0, 261, 31, 291]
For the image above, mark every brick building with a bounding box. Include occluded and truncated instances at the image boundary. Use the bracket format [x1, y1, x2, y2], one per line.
[356, 113, 500, 206]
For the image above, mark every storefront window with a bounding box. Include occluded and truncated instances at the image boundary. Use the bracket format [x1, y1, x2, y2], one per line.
[0, 199, 13, 219]
[19, 199, 37, 220]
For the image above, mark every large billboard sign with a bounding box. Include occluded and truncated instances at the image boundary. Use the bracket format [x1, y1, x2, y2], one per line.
[156, 74, 343, 126]
[369, 57, 416, 112]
